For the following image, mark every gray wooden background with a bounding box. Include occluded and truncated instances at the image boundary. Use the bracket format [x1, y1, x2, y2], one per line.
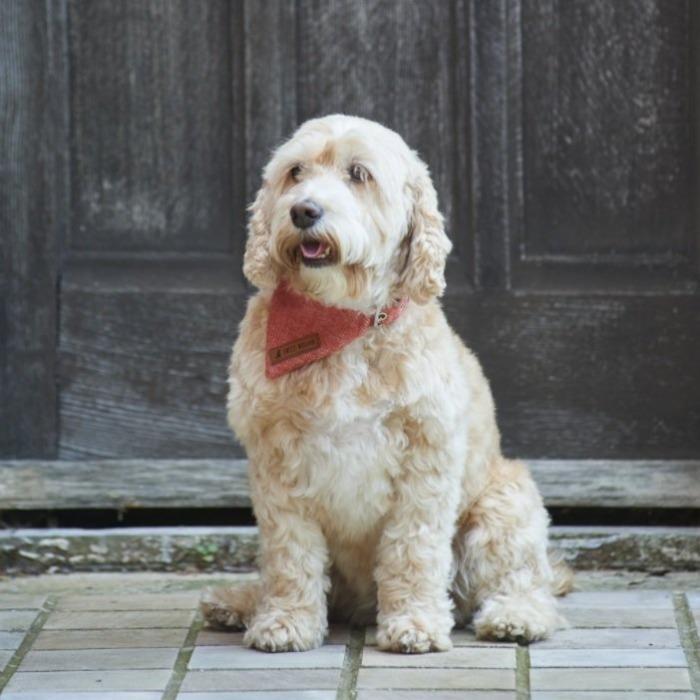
[1, 0, 699, 462]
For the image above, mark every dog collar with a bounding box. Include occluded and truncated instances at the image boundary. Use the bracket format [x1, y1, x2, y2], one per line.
[265, 281, 408, 379]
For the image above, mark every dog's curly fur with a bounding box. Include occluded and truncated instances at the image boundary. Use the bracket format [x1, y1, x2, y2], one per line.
[201, 115, 573, 653]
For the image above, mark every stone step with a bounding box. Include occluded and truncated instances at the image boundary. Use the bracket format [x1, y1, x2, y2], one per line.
[0, 525, 698, 575]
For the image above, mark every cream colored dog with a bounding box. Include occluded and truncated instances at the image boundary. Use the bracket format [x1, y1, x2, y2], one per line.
[202, 115, 572, 653]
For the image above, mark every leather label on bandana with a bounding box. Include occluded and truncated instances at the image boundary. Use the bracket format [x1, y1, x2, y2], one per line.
[268, 333, 321, 365]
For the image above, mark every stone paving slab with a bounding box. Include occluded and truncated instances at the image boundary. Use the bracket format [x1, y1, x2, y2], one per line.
[1, 694, 162, 700]
[0, 612, 39, 632]
[0, 653, 12, 672]
[536, 627, 682, 649]
[530, 667, 692, 691]
[357, 668, 516, 691]
[4, 669, 173, 692]
[43, 610, 194, 630]
[562, 606, 677, 628]
[0, 634, 24, 652]
[531, 693, 696, 700]
[356, 693, 515, 700]
[0, 598, 46, 611]
[529, 647, 688, 667]
[33, 627, 189, 650]
[55, 593, 199, 611]
[189, 644, 346, 670]
[361, 646, 515, 668]
[18, 647, 180, 672]
[180, 669, 342, 692]
[178, 693, 336, 700]
[559, 591, 675, 608]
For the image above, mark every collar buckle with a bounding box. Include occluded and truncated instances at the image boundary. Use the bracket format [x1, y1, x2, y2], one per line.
[373, 310, 389, 327]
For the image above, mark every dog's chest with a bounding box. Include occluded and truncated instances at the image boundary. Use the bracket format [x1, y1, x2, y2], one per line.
[288, 381, 400, 536]
[246, 343, 406, 535]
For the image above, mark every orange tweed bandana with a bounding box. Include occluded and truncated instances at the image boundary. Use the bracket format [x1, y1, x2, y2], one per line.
[265, 281, 408, 379]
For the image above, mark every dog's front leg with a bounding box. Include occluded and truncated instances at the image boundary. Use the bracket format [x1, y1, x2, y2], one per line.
[244, 482, 329, 652]
[374, 436, 461, 653]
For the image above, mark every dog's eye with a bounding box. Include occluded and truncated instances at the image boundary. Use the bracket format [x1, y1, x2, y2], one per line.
[290, 164, 302, 181]
[349, 163, 369, 183]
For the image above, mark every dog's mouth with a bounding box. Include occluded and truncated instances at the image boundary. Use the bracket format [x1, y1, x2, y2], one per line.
[299, 239, 336, 267]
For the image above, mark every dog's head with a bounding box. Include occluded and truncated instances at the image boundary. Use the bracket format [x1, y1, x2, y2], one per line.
[244, 115, 452, 310]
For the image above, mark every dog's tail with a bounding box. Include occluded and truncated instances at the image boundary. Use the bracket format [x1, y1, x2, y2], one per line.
[548, 548, 575, 597]
[200, 580, 260, 629]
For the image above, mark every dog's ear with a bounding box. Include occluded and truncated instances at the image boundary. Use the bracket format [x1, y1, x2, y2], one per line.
[243, 183, 278, 289]
[395, 161, 452, 304]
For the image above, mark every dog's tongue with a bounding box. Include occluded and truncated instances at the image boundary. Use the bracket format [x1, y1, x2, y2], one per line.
[300, 240, 327, 258]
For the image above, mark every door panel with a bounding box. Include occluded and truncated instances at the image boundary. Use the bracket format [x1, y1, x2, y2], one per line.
[520, 0, 693, 260]
[69, 0, 234, 253]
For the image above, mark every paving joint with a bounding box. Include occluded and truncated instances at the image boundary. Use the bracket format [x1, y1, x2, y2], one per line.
[674, 592, 700, 700]
[161, 609, 204, 700]
[336, 625, 365, 700]
[516, 642, 531, 700]
[0, 595, 56, 693]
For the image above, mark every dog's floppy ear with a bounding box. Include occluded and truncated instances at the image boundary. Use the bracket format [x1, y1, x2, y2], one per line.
[243, 183, 278, 289]
[396, 161, 453, 304]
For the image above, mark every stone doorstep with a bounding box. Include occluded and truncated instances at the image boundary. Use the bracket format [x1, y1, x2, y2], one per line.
[1, 525, 700, 575]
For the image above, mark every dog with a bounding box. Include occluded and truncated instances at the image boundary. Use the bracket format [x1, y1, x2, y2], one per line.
[201, 114, 572, 653]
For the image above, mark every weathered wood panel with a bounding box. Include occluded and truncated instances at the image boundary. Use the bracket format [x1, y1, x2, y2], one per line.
[0, 459, 249, 510]
[0, 1, 68, 457]
[520, 0, 692, 259]
[508, 0, 697, 291]
[68, 0, 233, 253]
[242, 0, 298, 204]
[0, 460, 697, 510]
[446, 294, 700, 458]
[58, 260, 244, 458]
[296, 0, 472, 286]
[530, 461, 700, 509]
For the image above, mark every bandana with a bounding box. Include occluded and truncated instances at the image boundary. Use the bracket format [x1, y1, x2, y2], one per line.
[265, 281, 408, 378]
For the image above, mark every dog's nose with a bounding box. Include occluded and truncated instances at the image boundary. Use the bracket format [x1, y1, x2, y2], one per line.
[290, 200, 323, 229]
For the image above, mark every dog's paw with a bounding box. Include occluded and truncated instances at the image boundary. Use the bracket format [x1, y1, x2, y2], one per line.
[474, 592, 563, 643]
[200, 588, 247, 630]
[200, 583, 261, 630]
[377, 616, 452, 654]
[244, 611, 325, 652]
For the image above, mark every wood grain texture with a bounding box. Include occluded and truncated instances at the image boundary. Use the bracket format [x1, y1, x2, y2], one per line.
[509, 0, 697, 290]
[58, 260, 244, 458]
[0, 459, 249, 509]
[0, 460, 698, 510]
[68, 0, 233, 253]
[296, 0, 472, 287]
[242, 0, 298, 204]
[0, 0, 67, 456]
[521, 0, 692, 259]
[529, 461, 700, 508]
[445, 294, 700, 458]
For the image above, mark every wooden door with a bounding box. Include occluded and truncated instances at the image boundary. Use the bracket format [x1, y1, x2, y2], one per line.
[2, 0, 699, 462]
